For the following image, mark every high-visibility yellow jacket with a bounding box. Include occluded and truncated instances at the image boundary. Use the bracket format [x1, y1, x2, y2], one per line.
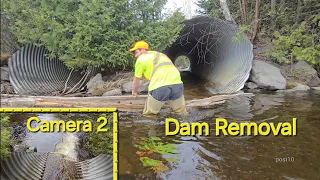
[134, 51, 183, 91]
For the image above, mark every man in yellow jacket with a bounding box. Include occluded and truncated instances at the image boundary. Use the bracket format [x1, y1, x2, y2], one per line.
[129, 40, 187, 115]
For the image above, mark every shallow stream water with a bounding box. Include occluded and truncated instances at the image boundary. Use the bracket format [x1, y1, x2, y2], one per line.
[118, 73, 320, 180]
[8, 73, 320, 180]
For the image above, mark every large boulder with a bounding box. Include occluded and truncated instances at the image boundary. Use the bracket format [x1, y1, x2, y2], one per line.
[1, 82, 14, 94]
[250, 60, 286, 90]
[102, 88, 122, 96]
[1, 67, 10, 82]
[122, 80, 149, 93]
[293, 61, 320, 87]
[246, 82, 258, 89]
[86, 73, 104, 93]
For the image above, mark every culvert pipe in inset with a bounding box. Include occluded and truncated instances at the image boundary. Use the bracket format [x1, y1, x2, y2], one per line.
[165, 16, 253, 94]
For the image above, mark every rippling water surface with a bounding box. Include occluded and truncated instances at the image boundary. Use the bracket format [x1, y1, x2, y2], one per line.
[9, 72, 320, 180]
[119, 88, 320, 180]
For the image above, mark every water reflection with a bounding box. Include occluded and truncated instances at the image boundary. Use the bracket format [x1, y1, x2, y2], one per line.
[20, 113, 80, 162]
[160, 141, 220, 180]
[251, 93, 285, 115]
[119, 92, 320, 180]
[25, 114, 63, 152]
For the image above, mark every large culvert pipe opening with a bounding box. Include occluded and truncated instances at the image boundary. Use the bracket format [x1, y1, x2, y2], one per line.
[8, 44, 99, 95]
[165, 16, 253, 94]
[7, 16, 253, 96]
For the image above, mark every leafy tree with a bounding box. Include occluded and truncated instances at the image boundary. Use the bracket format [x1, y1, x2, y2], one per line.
[197, 0, 320, 65]
[196, 0, 224, 18]
[1, 0, 185, 69]
[268, 16, 320, 65]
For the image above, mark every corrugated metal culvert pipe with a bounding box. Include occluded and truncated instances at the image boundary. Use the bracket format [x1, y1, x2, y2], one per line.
[8, 44, 99, 95]
[0, 152, 113, 180]
[165, 16, 253, 94]
[8, 16, 252, 95]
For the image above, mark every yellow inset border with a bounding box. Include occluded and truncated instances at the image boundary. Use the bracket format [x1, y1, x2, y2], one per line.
[0, 108, 118, 180]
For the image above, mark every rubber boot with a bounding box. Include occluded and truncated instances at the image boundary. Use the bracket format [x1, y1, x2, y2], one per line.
[168, 95, 187, 114]
[142, 94, 166, 115]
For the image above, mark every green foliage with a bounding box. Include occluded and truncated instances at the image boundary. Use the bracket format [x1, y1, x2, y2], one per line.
[135, 136, 180, 174]
[196, 0, 223, 19]
[84, 114, 113, 155]
[197, 0, 320, 42]
[2, 0, 185, 69]
[268, 21, 320, 65]
[232, 24, 252, 44]
[175, 55, 190, 69]
[286, 81, 298, 89]
[139, 156, 163, 166]
[134, 136, 179, 155]
[1, 114, 12, 160]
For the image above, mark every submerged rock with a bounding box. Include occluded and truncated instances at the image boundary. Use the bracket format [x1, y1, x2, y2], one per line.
[276, 89, 295, 93]
[292, 83, 310, 91]
[311, 87, 320, 91]
[13, 143, 27, 152]
[277, 83, 310, 93]
[247, 82, 258, 89]
[26, 146, 37, 153]
[1, 67, 10, 81]
[250, 60, 286, 90]
[247, 89, 261, 93]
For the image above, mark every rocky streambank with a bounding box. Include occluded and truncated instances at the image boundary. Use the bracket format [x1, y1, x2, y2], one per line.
[1, 59, 319, 96]
[244, 60, 320, 93]
[1, 66, 14, 94]
[84, 59, 320, 96]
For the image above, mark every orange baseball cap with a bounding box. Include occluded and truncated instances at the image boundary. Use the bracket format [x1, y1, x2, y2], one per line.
[129, 40, 150, 52]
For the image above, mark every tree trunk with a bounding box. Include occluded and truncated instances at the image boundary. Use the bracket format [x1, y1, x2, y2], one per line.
[271, 0, 276, 28]
[242, 0, 247, 23]
[251, 0, 261, 43]
[280, 0, 286, 12]
[296, 0, 302, 23]
[271, 0, 276, 12]
[239, 0, 247, 24]
[239, 0, 244, 23]
[219, 0, 236, 24]
[0, 93, 253, 111]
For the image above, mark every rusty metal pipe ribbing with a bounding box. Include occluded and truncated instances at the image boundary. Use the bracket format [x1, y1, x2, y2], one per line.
[165, 16, 253, 94]
[8, 44, 99, 95]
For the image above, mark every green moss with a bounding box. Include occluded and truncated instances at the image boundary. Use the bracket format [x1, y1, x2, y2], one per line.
[84, 114, 113, 155]
[1, 114, 12, 160]
[286, 82, 297, 89]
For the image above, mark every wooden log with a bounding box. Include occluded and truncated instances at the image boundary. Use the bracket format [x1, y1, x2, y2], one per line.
[0, 93, 253, 112]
